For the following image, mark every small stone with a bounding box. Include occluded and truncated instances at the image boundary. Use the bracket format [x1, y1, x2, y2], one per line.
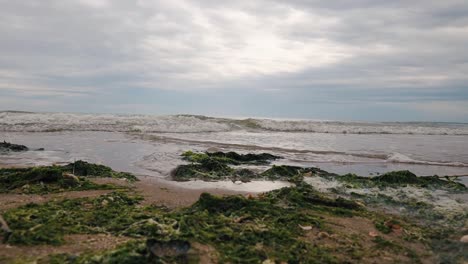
[318, 231, 330, 239]
[460, 235, 468, 243]
[299, 224, 313, 231]
[146, 239, 190, 257]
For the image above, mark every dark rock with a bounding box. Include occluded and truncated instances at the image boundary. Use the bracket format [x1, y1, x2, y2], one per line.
[0, 141, 28, 152]
[146, 239, 190, 257]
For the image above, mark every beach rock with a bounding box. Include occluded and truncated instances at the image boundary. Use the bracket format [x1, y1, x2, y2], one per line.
[460, 235, 468, 243]
[0, 141, 28, 152]
[146, 239, 190, 257]
[62, 173, 80, 187]
[318, 231, 330, 239]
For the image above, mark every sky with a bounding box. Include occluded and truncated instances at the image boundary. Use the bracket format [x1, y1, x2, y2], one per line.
[1, 0, 468, 122]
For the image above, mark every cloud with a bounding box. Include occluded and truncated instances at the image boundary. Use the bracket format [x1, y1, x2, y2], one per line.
[0, 0, 467, 121]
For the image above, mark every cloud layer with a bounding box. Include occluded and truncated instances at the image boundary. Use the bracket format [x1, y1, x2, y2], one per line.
[1, 0, 467, 121]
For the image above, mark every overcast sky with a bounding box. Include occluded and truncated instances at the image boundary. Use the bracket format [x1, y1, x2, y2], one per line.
[1, 0, 468, 121]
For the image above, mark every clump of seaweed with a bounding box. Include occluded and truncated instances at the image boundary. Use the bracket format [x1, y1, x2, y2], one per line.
[174, 151, 332, 183]
[0, 141, 28, 152]
[261, 165, 335, 183]
[172, 159, 235, 182]
[336, 170, 466, 191]
[0, 161, 137, 194]
[0, 167, 117, 194]
[181, 150, 281, 165]
[62, 160, 138, 182]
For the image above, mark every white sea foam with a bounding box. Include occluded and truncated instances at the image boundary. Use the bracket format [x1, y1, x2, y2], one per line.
[2, 112, 468, 168]
[254, 119, 468, 135]
[0, 112, 231, 133]
[304, 176, 467, 216]
[1, 111, 468, 135]
[387, 152, 467, 167]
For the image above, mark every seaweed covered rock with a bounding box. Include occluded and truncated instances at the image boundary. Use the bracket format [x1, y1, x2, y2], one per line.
[174, 151, 334, 182]
[265, 183, 362, 211]
[172, 160, 235, 181]
[181, 150, 281, 165]
[146, 239, 191, 258]
[0, 141, 28, 152]
[0, 167, 81, 194]
[336, 170, 466, 191]
[0, 162, 137, 194]
[63, 160, 138, 182]
[261, 165, 336, 182]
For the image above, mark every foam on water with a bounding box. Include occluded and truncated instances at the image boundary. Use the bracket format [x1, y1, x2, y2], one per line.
[387, 152, 467, 167]
[304, 177, 467, 216]
[1, 112, 468, 177]
[1, 111, 468, 135]
[0, 112, 230, 133]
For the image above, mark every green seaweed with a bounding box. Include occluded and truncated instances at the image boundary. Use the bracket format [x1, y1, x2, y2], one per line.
[174, 151, 333, 183]
[3, 183, 366, 263]
[172, 160, 235, 182]
[181, 150, 281, 165]
[336, 170, 466, 191]
[63, 160, 138, 182]
[2, 192, 168, 245]
[4, 155, 462, 263]
[261, 165, 335, 182]
[0, 161, 138, 194]
[0, 166, 119, 194]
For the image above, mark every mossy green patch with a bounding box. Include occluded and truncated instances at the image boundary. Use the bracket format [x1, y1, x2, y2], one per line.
[2, 192, 167, 245]
[3, 184, 366, 263]
[172, 160, 235, 182]
[181, 150, 281, 165]
[336, 170, 466, 191]
[0, 167, 118, 194]
[174, 151, 333, 183]
[63, 160, 138, 182]
[0, 161, 138, 194]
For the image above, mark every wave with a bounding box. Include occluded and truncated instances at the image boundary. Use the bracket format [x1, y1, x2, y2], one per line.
[386, 153, 468, 167]
[139, 134, 468, 167]
[1, 112, 468, 135]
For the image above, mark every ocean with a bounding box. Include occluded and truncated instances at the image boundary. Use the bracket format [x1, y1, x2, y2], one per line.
[1, 111, 467, 186]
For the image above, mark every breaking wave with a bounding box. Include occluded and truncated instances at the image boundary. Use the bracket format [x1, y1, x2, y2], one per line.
[386, 153, 468, 167]
[1, 111, 468, 135]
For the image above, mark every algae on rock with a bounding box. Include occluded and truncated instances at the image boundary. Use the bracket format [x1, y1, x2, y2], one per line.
[0, 161, 137, 194]
[181, 150, 281, 165]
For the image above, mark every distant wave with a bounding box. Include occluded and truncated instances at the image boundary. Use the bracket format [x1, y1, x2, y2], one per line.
[1, 112, 468, 135]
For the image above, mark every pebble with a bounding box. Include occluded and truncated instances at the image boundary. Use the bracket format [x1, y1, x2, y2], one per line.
[460, 235, 468, 243]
